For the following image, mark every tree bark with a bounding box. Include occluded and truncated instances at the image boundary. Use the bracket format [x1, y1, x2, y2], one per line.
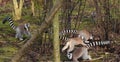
[31, 0, 35, 16]
[53, 10, 60, 62]
[11, 0, 63, 62]
[12, 0, 24, 20]
[93, 0, 102, 23]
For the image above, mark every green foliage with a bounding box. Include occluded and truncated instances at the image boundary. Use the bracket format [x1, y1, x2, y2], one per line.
[0, 45, 18, 62]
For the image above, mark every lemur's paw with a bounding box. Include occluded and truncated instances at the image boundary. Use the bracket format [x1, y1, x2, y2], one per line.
[19, 38, 23, 41]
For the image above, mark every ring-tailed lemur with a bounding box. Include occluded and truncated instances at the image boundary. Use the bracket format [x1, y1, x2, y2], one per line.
[59, 29, 93, 44]
[61, 36, 91, 62]
[2, 16, 31, 40]
[60, 29, 112, 61]
[62, 37, 112, 61]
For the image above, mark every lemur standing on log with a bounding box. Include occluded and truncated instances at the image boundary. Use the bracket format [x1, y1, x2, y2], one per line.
[2, 16, 31, 40]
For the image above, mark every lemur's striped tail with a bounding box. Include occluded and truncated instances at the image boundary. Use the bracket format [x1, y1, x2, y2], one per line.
[2, 16, 16, 30]
[60, 30, 78, 35]
[86, 40, 111, 48]
[59, 36, 68, 41]
[59, 29, 78, 41]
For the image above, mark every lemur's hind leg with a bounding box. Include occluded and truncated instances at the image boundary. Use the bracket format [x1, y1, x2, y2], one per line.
[15, 33, 18, 38]
[16, 32, 23, 41]
[72, 47, 91, 62]
[72, 47, 84, 62]
[16, 28, 23, 40]
[82, 48, 92, 60]
[18, 33, 23, 41]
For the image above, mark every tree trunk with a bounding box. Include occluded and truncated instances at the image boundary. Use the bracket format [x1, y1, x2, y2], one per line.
[53, 10, 60, 62]
[61, 0, 72, 29]
[12, 0, 24, 20]
[31, 0, 35, 16]
[11, 0, 63, 62]
[93, 0, 102, 23]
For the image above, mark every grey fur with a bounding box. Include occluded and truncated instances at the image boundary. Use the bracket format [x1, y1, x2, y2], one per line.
[3, 17, 31, 40]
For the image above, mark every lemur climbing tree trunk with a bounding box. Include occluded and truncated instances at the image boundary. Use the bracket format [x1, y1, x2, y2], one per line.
[12, 0, 24, 20]
[11, 0, 62, 62]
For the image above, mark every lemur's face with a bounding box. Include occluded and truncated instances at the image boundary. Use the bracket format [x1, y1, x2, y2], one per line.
[24, 23, 31, 36]
[25, 23, 30, 31]
[67, 52, 72, 59]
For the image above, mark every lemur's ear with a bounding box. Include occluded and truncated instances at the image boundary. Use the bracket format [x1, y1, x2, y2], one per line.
[2, 16, 10, 24]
